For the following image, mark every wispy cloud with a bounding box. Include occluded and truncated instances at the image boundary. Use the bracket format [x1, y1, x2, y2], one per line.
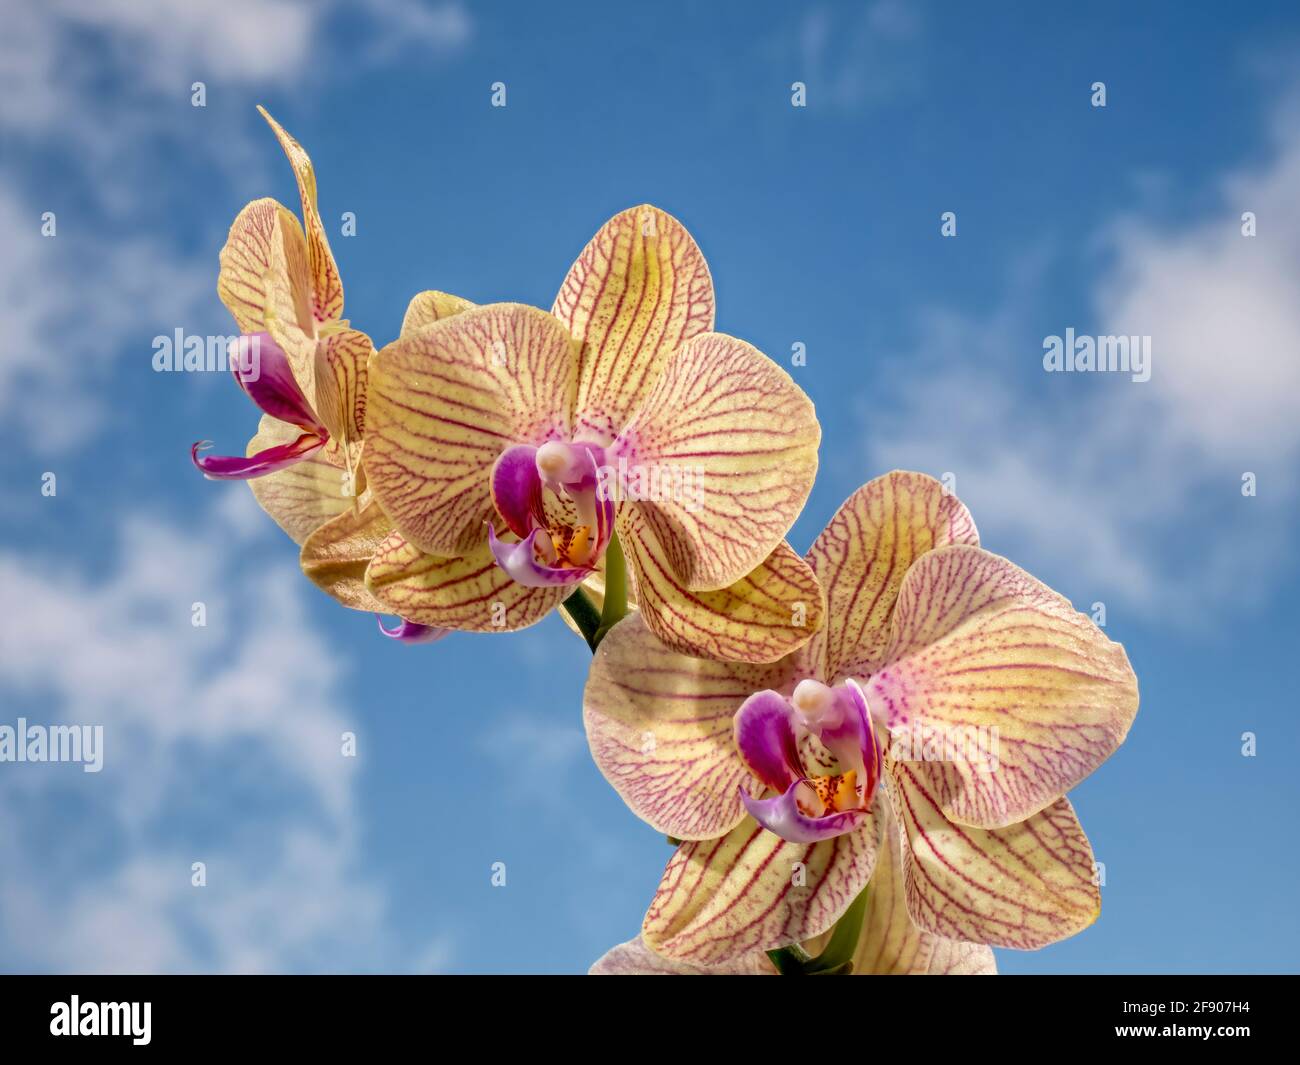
[797, 0, 924, 112]
[0, 0, 474, 455]
[862, 92, 1300, 622]
[0, 180, 214, 453]
[0, 493, 449, 972]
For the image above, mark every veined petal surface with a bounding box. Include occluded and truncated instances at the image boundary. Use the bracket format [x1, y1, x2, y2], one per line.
[217, 197, 300, 336]
[258, 106, 344, 322]
[364, 303, 579, 556]
[806, 470, 979, 682]
[835, 791, 996, 974]
[583, 613, 790, 840]
[614, 332, 819, 591]
[261, 202, 319, 398]
[313, 327, 372, 456]
[642, 813, 878, 965]
[888, 763, 1100, 950]
[243, 415, 352, 543]
[552, 204, 714, 441]
[300, 496, 393, 611]
[621, 522, 824, 663]
[364, 530, 565, 632]
[869, 544, 1139, 828]
[590, 935, 773, 975]
[401, 290, 477, 337]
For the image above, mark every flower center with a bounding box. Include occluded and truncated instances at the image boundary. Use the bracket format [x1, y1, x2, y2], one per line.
[794, 769, 860, 818]
[533, 443, 603, 568]
[488, 441, 615, 588]
[733, 677, 883, 843]
[790, 681, 874, 815]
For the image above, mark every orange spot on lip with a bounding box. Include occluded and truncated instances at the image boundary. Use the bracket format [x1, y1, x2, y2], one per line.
[809, 769, 859, 813]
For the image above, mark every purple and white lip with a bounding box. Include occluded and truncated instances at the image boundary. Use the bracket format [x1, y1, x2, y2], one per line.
[734, 678, 882, 844]
[486, 441, 614, 589]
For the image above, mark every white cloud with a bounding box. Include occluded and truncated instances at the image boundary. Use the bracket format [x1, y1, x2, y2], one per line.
[1, 0, 472, 134]
[66, 0, 318, 90]
[864, 97, 1300, 622]
[0, 493, 449, 972]
[0, 180, 213, 452]
[798, 0, 923, 111]
[0, 1, 473, 454]
[358, 0, 474, 62]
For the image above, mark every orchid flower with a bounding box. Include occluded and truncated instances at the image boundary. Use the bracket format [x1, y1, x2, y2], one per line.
[359, 206, 823, 662]
[584, 470, 1139, 969]
[194, 107, 368, 500]
[190, 108, 431, 632]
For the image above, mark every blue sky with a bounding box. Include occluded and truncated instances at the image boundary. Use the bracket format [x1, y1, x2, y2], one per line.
[1, 0, 1297, 973]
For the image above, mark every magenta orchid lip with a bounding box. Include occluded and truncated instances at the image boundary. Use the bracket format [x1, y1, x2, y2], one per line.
[734, 679, 881, 844]
[376, 617, 448, 644]
[487, 442, 614, 588]
[191, 332, 330, 480]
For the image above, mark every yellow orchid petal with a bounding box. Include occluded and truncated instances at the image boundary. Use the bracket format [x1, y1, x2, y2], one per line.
[401, 290, 478, 337]
[806, 470, 979, 682]
[261, 203, 319, 399]
[583, 613, 792, 840]
[553, 204, 714, 439]
[590, 935, 773, 975]
[299, 495, 393, 612]
[245, 415, 351, 545]
[620, 519, 824, 663]
[870, 544, 1139, 828]
[805, 791, 996, 974]
[924, 928, 1000, 973]
[364, 303, 580, 557]
[313, 327, 373, 459]
[643, 814, 878, 965]
[257, 106, 344, 323]
[888, 763, 1100, 950]
[614, 332, 819, 591]
[364, 530, 565, 631]
[217, 197, 299, 336]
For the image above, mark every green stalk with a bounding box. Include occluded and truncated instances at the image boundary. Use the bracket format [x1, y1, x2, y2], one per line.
[766, 943, 813, 974]
[559, 587, 602, 650]
[804, 883, 869, 974]
[764, 884, 869, 975]
[591, 532, 628, 649]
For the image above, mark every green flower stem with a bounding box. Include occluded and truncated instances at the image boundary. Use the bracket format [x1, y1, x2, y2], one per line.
[559, 587, 602, 650]
[591, 532, 629, 648]
[766, 943, 813, 974]
[804, 883, 869, 974]
[766, 883, 869, 975]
